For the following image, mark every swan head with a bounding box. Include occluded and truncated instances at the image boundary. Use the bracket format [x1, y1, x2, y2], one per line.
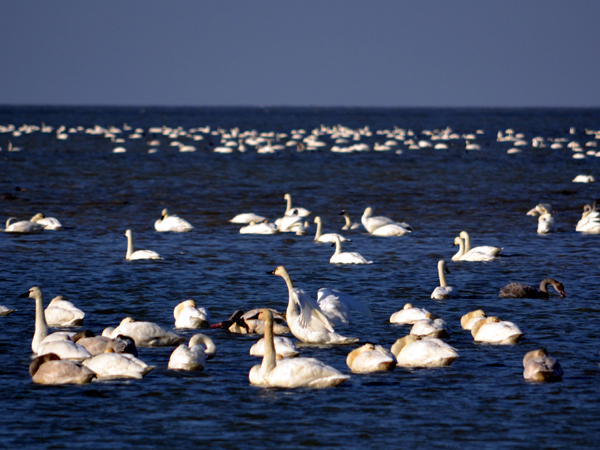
[256, 308, 273, 323]
[19, 286, 42, 300]
[161, 208, 169, 219]
[120, 317, 136, 325]
[453, 236, 463, 247]
[30, 213, 45, 222]
[29, 353, 61, 376]
[403, 303, 413, 310]
[314, 216, 321, 224]
[460, 309, 486, 329]
[523, 348, 548, 367]
[283, 193, 291, 201]
[346, 343, 377, 367]
[267, 266, 288, 278]
[125, 229, 133, 238]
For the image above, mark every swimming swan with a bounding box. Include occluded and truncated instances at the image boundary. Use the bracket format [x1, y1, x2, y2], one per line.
[210, 309, 290, 335]
[459, 231, 502, 256]
[0, 305, 16, 316]
[371, 223, 412, 237]
[526, 204, 556, 234]
[168, 333, 216, 371]
[471, 317, 523, 344]
[283, 193, 311, 217]
[361, 207, 411, 234]
[249, 309, 350, 388]
[154, 208, 194, 232]
[44, 295, 85, 327]
[125, 229, 162, 260]
[4, 217, 44, 233]
[340, 210, 363, 230]
[498, 278, 565, 299]
[431, 260, 459, 299]
[391, 335, 458, 368]
[576, 200, 600, 233]
[30, 213, 63, 230]
[346, 343, 396, 373]
[83, 350, 155, 379]
[173, 300, 210, 329]
[389, 303, 430, 325]
[330, 235, 372, 264]
[29, 353, 96, 385]
[313, 216, 349, 243]
[452, 237, 498, 262]
[109, 317, 184, 347]
[268, 266, 358, 344]
[522, 348, 563, 382]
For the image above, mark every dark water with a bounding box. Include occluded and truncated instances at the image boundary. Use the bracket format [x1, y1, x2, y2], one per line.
[1, 107, 600, 449]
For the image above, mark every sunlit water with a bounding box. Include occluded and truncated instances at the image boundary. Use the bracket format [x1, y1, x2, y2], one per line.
[1, 107, 600, 449]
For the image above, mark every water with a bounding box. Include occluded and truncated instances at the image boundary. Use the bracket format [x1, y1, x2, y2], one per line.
[1, 106, 600, 449]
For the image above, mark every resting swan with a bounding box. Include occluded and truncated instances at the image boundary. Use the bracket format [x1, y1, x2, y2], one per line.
[44, 295, 85, 327]
[125, 229, 162, 260]
[73, 331, 138, 356]
[83, 349, 155, 379]
[268, 266, 358, 344]
[230, 212, 267, 224]
[29, 353, 96, 385]
[30, 213, 63, 230]
[499, 278, 565, 299]
[282, 193, 311, 217]
[390, 303, 430, 325]
[168, 333, 216, 371]
[526, 204, 556, 234]
[452, 237, 498, 262]
[361, 207, 411, 234]
[523, 348, 563, 382]
[346, 343, 396, 373]
[249, 309, 350, 388]
[471, 317, 523, 344]
[410, 314, 450, 338]
[4, 217, 44, 233]
[431, 260, 459, 299]
[109, 317, 185, 347]
[391, 335, 458, 368]
[459, 231, 502, 256]
[173, 300, 210, 329]
[460, 309, 486, 330]
[154, 208, 194, 232]
[313, 216, 349, 243]
[330, 235, 372, 264]
[576, 200, 600, 233]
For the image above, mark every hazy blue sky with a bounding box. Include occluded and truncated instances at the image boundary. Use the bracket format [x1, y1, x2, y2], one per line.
[1, 1, 599, 107]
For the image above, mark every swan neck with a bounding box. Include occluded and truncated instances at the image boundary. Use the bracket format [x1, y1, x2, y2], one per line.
[126, 233, 133, 259]
[33, 292, 48, 353]
[190, 334, 216, 358]
[260, 314, 277, 374]
[453, 238, 465, 259]
[438, 262, 447, 287]
[343, 214, 351, 227]
[314, 220, 322, 240]
[462, 232, 471, 252]
[285, 195, 292, 214]
[333, 238, 342, 256]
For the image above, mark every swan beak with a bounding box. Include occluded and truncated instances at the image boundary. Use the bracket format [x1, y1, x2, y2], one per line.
[210, 321, 230, 329]
[18, 291, 31, 298]
[560, 291, 566, 298]
[267, 269, 276, 275]
[339, 210, 346, 215]
[445, 267, 451, 274]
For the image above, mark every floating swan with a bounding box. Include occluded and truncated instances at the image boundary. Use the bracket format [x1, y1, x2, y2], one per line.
[282, 193, 311, 217]
[44, 295, 85, 327]
[431, 260, 459, 299]
[230, 213, 267, 224]
[389, 303, 430, 325]
[471, 317, 523, 344]
[313, 216, 349, 243]
[391, 335, 458, 368]
[109, 317, 184, 347]
[268, 266, 358, 344]
[340, 210, 363, 230]
[83, 350, 155, 379]
[498, 278, 565, 299]
[576, 200, 600, 233]
[249, 309, 350, 388]
[210, 309, 290, 335]
[523, 348, 563, 382]
[154, 208, 194, 232]
[330, 235, 372, 264]
[361, 207, 411, 234]
[29, 353, 96, 385]
[526, 204, 556, 234]
[460, 309, 486, 330]
[250, 336, 299, 359]
[168, 333, 217, 371]
[4, 217, 44, 233]
[410, 314, 450, 338]
[173, 300, 210, 329]
[316, 288, 372, 327]
[30, 213, 63, 230]
[239, 220, 278, 234]
[125, 229, 162, 260]
[459, 231, 502, 256]
[452, 237, 498, 262]
[346, 343, 396, 373]
[274, 210, 304, 232]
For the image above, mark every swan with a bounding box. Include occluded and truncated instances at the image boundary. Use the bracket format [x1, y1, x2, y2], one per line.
[73, 331, 138, 356]
[471, 317, 523, 344]
[230, 213, 267, 224]
[239, 220, 278, 234]
[173, 300, 210, 329]
[268, 266, 358, 344]
[499, 278, 565, 299]
[576, 200, 600, 232]
[109, 317, 184, 347]
[44, 295, 85, 327]
[316, 288, 372, 327]
[346, 343, 396, 373]
[283, 193, 311, 217]
[4, 217, 44, 233]
[410, 314, 450, 338]
[210, 309, 290, 335]
[0, 305, 16, 316]
[389, 303, 430, 325]
[371, 223, 412, 237]
[340, 210, 363, 230]
[154, 208, 194, 232]
[30, 213, 63, 230]
[391, 335, 458, 368]
[431, 260, 459, 299]
[313, 216, 349, 243]
[274, 210, 304, 232]
[168, 333, 216, 371]
[452, 237, 498, 262]
[29, 353, 96, 385]
[125, 229, 162, 260]
[460, 309, 486, 330]
[250, 336, 300, 359]
[249, 309, 350, 388]
[459, 231, 502, 256]
[83, 350, 155, 379]
[361, 207, 411, 234]
[523, 348, 563, 382]
[330, 235, 372, 264]
[526, 204, 556, 234]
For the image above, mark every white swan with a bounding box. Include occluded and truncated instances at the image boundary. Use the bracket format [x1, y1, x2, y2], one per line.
[410, 314, 450, 338]
[452, 237, 498, 262]
[250, 336, 300, 359]
[471, 317, 523, 344]
[29, 353, 96, 385]
[330, 235, 372, 264]
[576, 201, 600, 233]
[431, 260, 459, 299]
[526, 205, 556, 234]
[313, 216, 349, 243]
[459, 231, 502, 256]
[391, 335, 458, 368]
[125, 229, 162, 260]
[109, 317, 184, 347]
[316, 288, 372, 327]
[44, 295, 85, 327]
[460, 309, 486, 330]
[283, 193, 311, 217]
[83, 350, 155, 379]
[4, 217, 44, 233]
[249, 309, 350, 388]
[154, 208, 194, 232]
[30, 213, 63, 230]
[168, 333, 216, 371]
[230, 213, 267, 224]
[173, 300, 210, 329]
[268, 266, 358, 344]
[239, 220, 278, 234]
[523, 348, 563, 382]
[346, 343, 396, 373]
[361, 207, 411, 234]
[340, 210, 363, 230]
[389, 303, 430, 325]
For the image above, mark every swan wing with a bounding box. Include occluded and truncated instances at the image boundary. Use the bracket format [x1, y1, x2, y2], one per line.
[292, 288, 334, 332]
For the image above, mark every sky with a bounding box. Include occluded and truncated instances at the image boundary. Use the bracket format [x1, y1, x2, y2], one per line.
[1, 0, 599, 107]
